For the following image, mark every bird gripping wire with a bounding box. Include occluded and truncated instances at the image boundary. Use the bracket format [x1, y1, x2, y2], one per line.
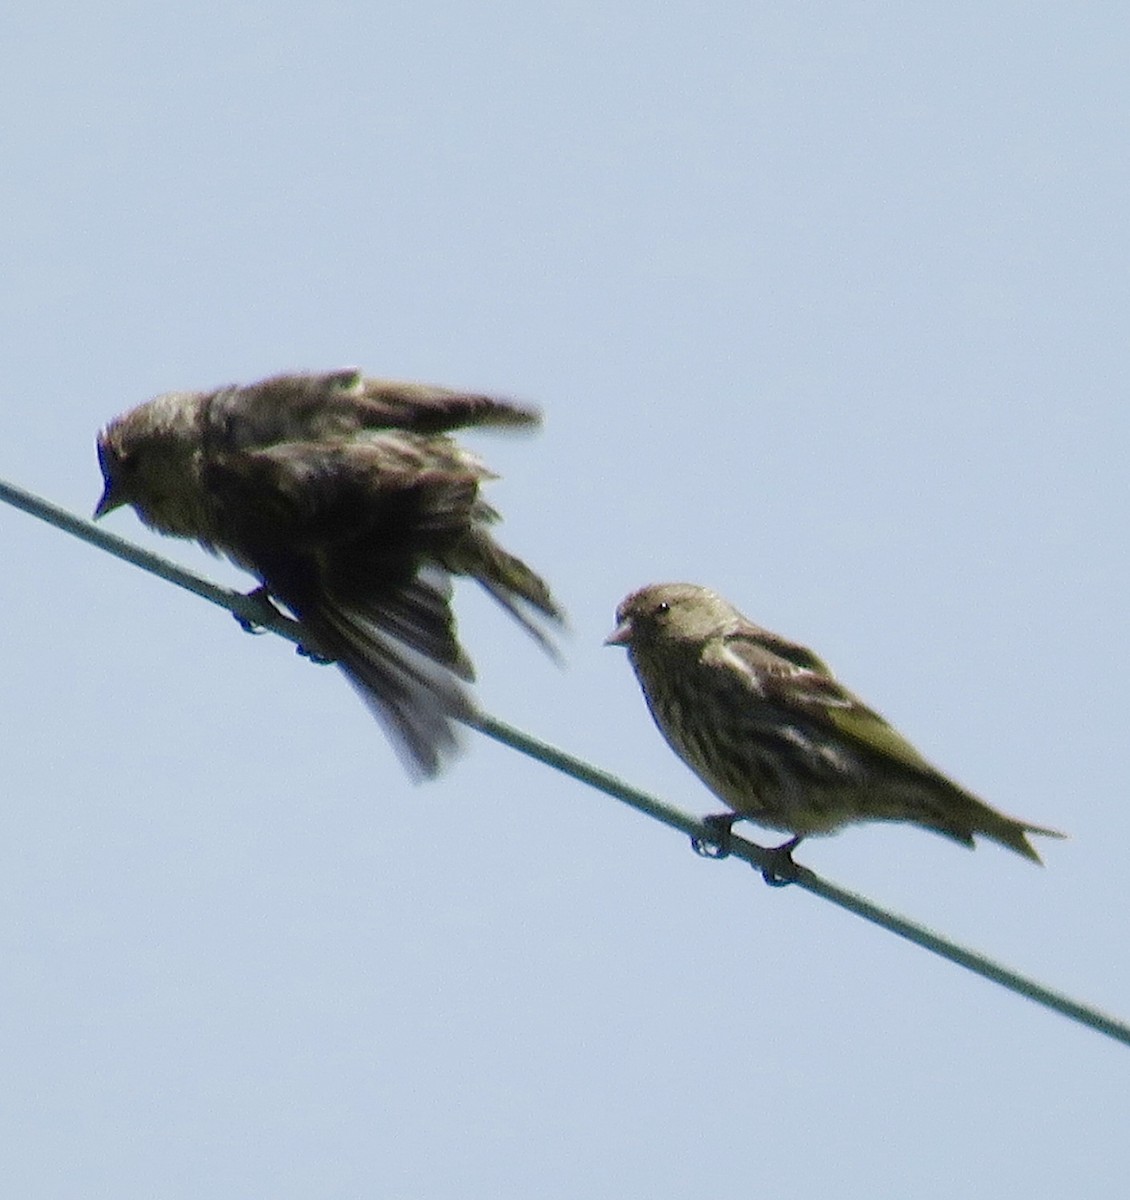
[2, 475, 1128, 1050]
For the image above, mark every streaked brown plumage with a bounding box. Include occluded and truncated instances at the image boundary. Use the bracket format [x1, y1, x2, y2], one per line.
[607, 583, 1064, 865]
[95, 367, 564, 777]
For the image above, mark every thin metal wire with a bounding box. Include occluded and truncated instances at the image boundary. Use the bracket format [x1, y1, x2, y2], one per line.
[4, 475, 1128, 1049]
[469, 714, 1130, 1046]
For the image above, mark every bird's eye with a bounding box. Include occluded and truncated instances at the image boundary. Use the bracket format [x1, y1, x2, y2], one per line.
[655, 601, 670, 616]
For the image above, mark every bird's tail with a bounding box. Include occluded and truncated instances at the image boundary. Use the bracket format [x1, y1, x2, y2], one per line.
[916, 781, 1066, 864]
[289, 575, 477, 781]
[979, 812, 1067, 865]
[449, 529, 566, 661]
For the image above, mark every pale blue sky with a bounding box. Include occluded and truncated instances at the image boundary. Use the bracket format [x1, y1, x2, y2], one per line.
[2, 3, 1128, 1197]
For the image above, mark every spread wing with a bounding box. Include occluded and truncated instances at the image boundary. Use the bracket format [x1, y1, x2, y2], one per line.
[206, 369, 540, 450]
[205, 437, 486, 777]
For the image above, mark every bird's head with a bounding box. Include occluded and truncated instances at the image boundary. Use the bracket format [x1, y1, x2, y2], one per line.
[605, 583, 738, 652]
[94, 392, 208, 537]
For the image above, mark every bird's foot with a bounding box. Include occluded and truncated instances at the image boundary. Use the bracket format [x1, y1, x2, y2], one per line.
[758, 837, 802, 887]
[234, 586, 282, 635]
[233, 588, 331, 663]
[692, 813, 740, 860]
[296, 642, 333, 665]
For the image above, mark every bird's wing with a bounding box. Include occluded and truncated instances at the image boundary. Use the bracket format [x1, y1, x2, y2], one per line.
[206, 437, 483, 548]
[357, 375, 541, 434]
[203, 439, 484, 778]
[719, 632, 937, 775]
[208, 370, 540, 449]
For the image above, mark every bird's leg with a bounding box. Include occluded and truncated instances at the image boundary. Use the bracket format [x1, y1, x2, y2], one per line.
[233, 587, 332, 664]
[692, 812, 741, 859]
[234, 586, 282, 635]
[758, 836, 803, 887]
[295, 640, 334, 665]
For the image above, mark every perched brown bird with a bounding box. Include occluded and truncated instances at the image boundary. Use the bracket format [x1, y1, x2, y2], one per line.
[607, 582, 1063, 872]
[95, 367, 564, 777]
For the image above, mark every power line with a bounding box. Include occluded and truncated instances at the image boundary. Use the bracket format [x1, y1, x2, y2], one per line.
[3, 475, 1127, 1049]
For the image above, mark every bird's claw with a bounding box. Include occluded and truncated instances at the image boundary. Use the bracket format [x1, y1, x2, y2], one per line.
[691, 819, 803, 885]
[757, 838, 802, 888]
[691, 813, 739, 860]
[691, 838, 728, 859]
[233, 589, 330, 664]
[234, 586, 281, 635]
[296, 643, 333, 665]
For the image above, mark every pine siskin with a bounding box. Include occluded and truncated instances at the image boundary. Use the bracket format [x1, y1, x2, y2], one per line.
[606, 582, 1063, 872]
[95, 367, 564, 777]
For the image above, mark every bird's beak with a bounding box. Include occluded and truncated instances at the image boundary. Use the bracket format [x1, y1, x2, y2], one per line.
[604, 618, 632, 647]
[93, 478, 125, 519]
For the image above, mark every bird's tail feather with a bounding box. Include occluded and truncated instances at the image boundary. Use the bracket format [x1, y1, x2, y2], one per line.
[980, 814, 1067, 865]
[449, 530, 566, 662]
[294, 576, 476, 780]
[917, 786, 1066, 864]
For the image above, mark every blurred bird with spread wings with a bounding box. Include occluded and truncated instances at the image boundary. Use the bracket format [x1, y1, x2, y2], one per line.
[608, 583, 1063, 873]
[96, 368, 564, 777]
